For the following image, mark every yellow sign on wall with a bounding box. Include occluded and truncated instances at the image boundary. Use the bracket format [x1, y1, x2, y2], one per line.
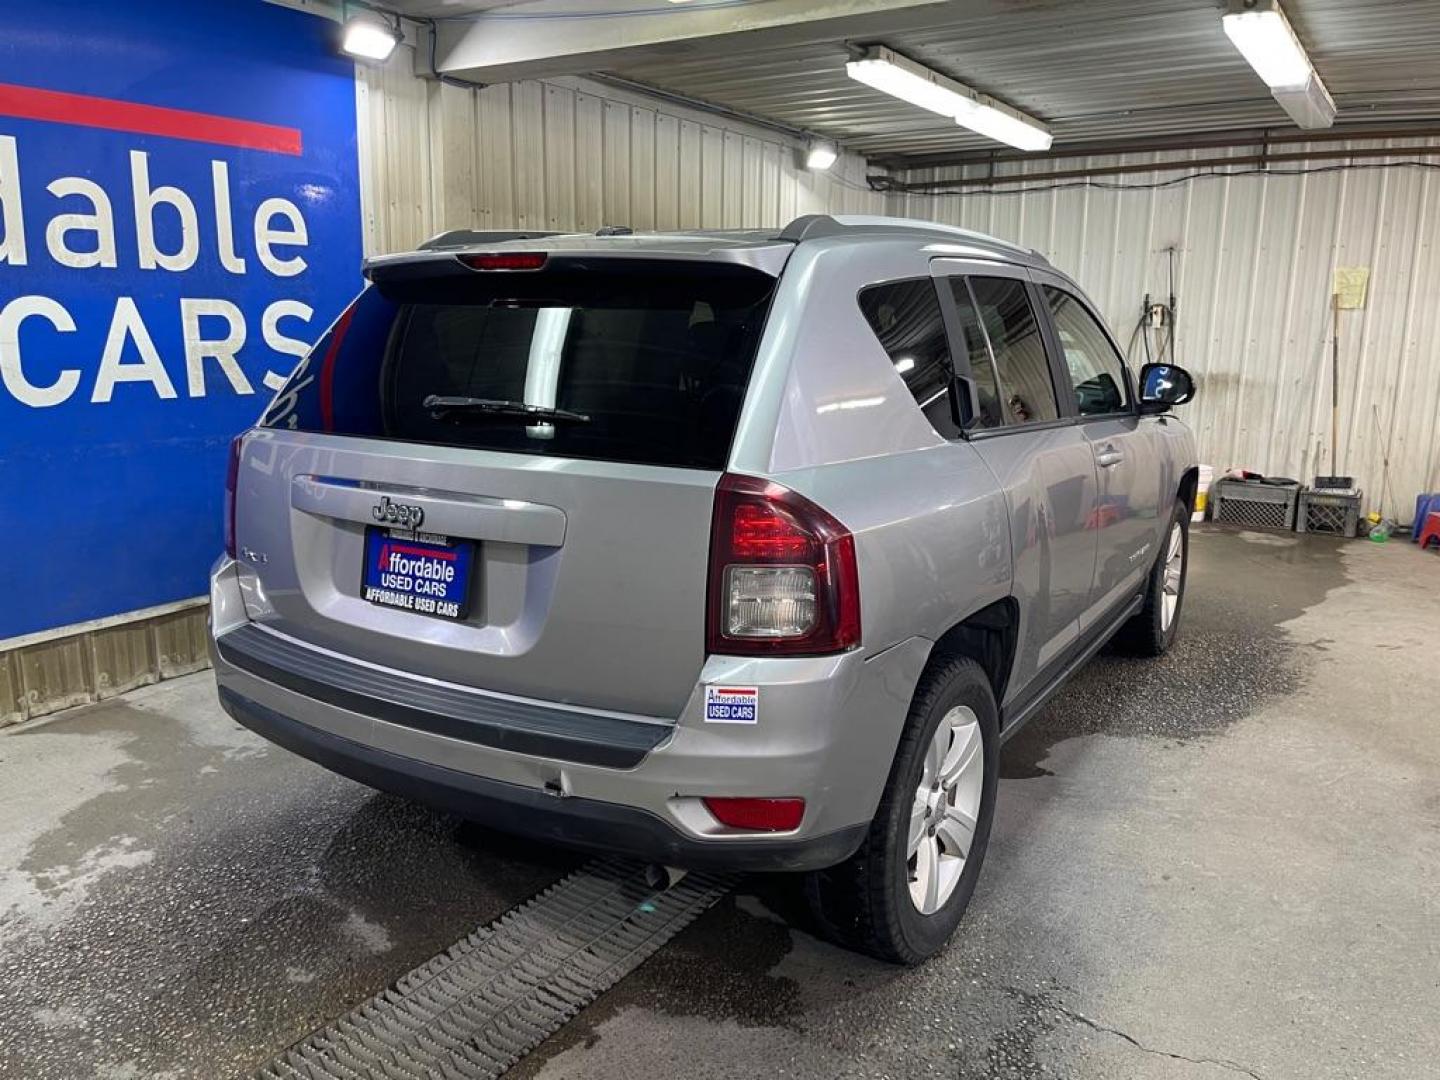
[1333, 267, 1371, 310]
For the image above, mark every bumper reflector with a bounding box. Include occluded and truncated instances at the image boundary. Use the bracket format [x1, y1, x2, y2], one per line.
[702, 796, 805, 832]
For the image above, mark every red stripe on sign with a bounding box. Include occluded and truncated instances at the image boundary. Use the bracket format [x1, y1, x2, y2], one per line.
[0, 82, 302, 155]
[318, 306, 356, 432]
[381, 543, 457, 569]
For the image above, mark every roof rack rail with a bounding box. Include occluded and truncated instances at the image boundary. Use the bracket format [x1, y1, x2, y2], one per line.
[418, 229, 563, 251]
[774, 213, 1038, 260]
[776, 214, 846, 242]
[595, 225, 633, 236]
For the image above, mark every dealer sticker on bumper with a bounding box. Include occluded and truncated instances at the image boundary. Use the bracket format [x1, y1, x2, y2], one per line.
[704, 685, 758, 724]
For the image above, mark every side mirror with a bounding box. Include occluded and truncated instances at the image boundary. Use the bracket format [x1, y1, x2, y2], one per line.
[1138, 363, 1196, 414]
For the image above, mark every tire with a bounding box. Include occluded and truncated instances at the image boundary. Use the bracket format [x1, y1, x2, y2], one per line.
[804, 655, 999, 965]
[1115, 497, 1190, 657]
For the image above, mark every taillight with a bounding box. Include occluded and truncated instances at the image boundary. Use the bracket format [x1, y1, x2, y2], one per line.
[705, 473, 860, 656]
[223, 434, 244, 559]
[459, 252, 547, 271]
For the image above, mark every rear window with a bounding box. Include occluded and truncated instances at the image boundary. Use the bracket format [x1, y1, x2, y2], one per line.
[261, 260, 775, 470]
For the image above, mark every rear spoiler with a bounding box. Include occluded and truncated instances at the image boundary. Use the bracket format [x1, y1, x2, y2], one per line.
[417, 229, 563, 251]
[364, 249, 790, 285]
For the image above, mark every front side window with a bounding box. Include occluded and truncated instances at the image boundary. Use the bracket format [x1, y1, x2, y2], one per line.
[967, 277, 1059, 425]
[1043, 286, 1129, 417]
[857, 278, 960, 439]
[946, 280, 1004, 431]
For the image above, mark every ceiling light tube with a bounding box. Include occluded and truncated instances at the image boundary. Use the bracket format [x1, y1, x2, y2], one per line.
[1222, 0, 1334, 128]
[954, 97, 1054, 152]
[1272, 71, 1337, 129]
[846, 45, 1052, 152]
[1222, 0, 1314, 89]
[342, 12, 400, 62]
[846, 46, 974, 119]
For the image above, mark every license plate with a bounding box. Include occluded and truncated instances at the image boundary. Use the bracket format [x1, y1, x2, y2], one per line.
[362, 528, 474, 621]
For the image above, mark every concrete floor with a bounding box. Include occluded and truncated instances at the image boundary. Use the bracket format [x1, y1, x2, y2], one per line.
[2, 527, 1437, 1080]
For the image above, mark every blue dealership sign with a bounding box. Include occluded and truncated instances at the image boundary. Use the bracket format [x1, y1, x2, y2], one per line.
[0, 0, 363, 639]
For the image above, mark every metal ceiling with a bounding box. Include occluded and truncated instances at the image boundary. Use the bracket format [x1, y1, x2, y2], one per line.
[382, 0, 1440, 163]
[595, 0, 1440, 163]
[386, 0, 526, 15]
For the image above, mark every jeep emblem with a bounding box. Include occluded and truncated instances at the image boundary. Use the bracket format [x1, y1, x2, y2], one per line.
[372, 495, 425, 530]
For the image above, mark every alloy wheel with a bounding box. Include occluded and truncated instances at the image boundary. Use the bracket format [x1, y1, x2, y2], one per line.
[907, 705, 984, 915]
[1161, 522, 1184, 631]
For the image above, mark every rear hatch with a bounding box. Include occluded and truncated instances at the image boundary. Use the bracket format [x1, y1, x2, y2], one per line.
[232, 249, 778, 718]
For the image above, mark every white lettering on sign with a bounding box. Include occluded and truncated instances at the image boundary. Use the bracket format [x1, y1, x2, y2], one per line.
[255, 196, 307, 277]
[210, 160, 247, 275]
[260, 299, 312, 391]
[0, 296, 79, 407]
[45, 177, 117, 269]
[0, 295, 314, 406]
[181, 297, 250, 397]
[0, 135, 27, 267]
[0, 133, 321, 408]
[131, 149, 199, 273]
[93, 297, 177, 402]
[704, 686, 759, 724]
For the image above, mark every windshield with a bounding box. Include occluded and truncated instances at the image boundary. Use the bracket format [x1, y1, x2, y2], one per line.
[261, 260, 776, 470]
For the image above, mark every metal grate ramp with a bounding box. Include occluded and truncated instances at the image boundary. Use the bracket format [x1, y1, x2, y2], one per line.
[253, 859, 732, 1080]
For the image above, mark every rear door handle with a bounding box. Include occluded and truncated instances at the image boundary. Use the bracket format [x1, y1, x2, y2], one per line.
[291, 475, 568, 546]
[1096, 449, 1125, 468]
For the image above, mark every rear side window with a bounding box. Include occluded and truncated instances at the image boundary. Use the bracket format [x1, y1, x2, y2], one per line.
[966, 277, 1059, 425]
[261, 262, 774, 470]
[857, 278, 960, 439]
[1042, 286, 1129, 416]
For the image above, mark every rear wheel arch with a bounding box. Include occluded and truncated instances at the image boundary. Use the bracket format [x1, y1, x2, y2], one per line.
[806, 651, 1000, 963]
[926, 597, 1019, 714]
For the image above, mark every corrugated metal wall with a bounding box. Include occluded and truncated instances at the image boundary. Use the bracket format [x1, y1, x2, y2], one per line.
[357, 50, 1438, 518]
[891, 143, 1440, 519]
[0, 603, 209, 727]
[355, 46, 883, 257]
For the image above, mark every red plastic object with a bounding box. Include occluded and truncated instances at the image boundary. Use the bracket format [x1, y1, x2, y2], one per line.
[730, 502, 814, 560]
[702, 797, 805, 832]
[459, 252, 547, 271]
[1419, 512, 1440, 551]
[705, 473, 860, 657]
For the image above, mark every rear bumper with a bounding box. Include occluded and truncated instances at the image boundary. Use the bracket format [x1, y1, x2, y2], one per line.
[209, 557, 930, 872]
[218, 685, 864, 871]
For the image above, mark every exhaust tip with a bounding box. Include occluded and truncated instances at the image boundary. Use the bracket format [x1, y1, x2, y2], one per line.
[642, 864, 688, 891]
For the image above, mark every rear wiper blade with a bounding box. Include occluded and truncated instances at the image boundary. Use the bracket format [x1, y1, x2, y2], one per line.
[423, 396, 591, 425]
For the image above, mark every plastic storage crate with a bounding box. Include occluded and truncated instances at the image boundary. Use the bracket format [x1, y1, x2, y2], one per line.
[1298, 488, 1362, 537]
[1211, 479, 1301, 531]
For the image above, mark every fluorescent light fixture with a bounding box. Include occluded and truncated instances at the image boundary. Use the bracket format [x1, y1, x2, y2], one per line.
[1273, 71, 1337, 128]
[342, 12, 399, 62]
[805, 140, 839, 171]
[1222, 0, 1311, 87]
[954, 98, 1054, 152]
[846, 45, 1052, 152]
[893, 356, 916, 375]
[846, 48, 973, 118]
[1222, 0, 1334, 128]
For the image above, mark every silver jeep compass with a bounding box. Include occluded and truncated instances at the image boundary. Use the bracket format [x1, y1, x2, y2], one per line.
[211, 214, 1198, 963]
